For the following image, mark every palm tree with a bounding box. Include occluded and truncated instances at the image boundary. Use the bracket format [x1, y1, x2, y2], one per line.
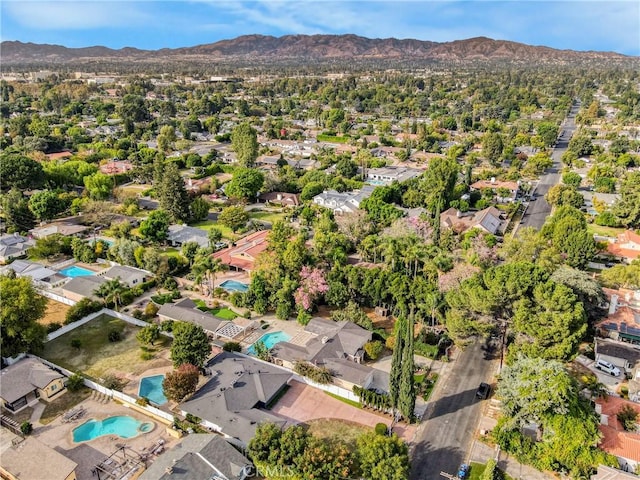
[95, 277, 127, 311]
[192, 255, 227, 298]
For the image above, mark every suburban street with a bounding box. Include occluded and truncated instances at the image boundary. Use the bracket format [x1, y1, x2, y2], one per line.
[410, 341, 494, 480]
[519, 101, 581, 230]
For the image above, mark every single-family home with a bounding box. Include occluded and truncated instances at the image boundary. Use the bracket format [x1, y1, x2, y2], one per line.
[180, 352, 291, 446]
[595, 338, 640, 376]
[470, 179, 520, 202]
[365, 166, 422, 185]
[139, 434, 252, 480]
[596, 289, 640, 344]
[61, 275, 108, 302]
[257, 192, 301, 207]
[99, 160, 134, 175]
[313, 186, 375, 215]
[167, 224, 209, 249]
[213, 230, 269, 273]
[271, 318, 388, 391]
[0, 431, 78, 480]
[158, 298, 223, 335]
[607, 231, 640, 263]
[580, 191, 620, 216]
[0, 259, 67, 288]
[98, 264, 150, 288]
[0, 233, 34, 263]
[0, 357, 66, 413]
[596, 396, 640, 472]
[440, 207, 504, 235]
[30, 222, 88, 240]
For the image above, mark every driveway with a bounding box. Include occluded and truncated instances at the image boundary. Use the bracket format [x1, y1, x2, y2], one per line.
[575, 355, 624, 390]
[269, 381, 416, 442]
[518, 101, 580, 231]
[410, 341, 494, 480]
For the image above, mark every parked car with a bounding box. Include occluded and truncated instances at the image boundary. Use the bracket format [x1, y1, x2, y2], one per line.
[595, 359, 621, 377]
[476, 382, 491, 399]
[457, 463, 469, 479]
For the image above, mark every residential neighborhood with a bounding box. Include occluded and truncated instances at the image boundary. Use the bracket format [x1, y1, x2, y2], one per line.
[1, 16, 640, 480]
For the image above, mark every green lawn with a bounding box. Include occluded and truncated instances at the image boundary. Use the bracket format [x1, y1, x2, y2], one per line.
[468, 462, 514, 480]
[41, 313, 171, 379]
[307, 418, 370, 449]
[192, 220, 236, 239]
[587, 224, 625, 238]
[194, 299, 238, 319]
[39, 387, 92, 425]
[248, 211, 286, 224]
[161, 247, 183, 259]
[325, 391, 362, 409]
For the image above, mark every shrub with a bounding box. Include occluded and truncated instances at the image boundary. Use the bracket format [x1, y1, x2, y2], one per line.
[375, 423, 388, 435]
[170, 289, 181, 300]
[136, 397, 149, 406]
[293, 361, 332, 384]
[66, 374, 85, 392]
[108, 330, 122, 342]
[20, 422, 33, 435]
[481, 459, 503, 480]
[140, 351, 155, 361]
[131, 309, 144, 320]
[617, 405, 638, 431]
[70, 339, 82, 349]
[65, 298, 103, 324]
[364, 340, 384, 360]
[144, 302, 159, 319]
[46, 322, 62, 334]
[102, 374, 125, 391]
[160, 319, 174, 332]
[185, 413, 201, 424]
[164, 277, 178, 290]
[223, 341, 242, 352]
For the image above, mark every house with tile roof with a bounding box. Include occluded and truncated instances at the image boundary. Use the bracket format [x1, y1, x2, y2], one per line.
[0, 357, 67, 413]
[607, 231, 640, 263]
[470, 179, 520, 202]
[179, 352, 291, 446]
[596, 289, 640, 344]
[596, 396, 640, 472]
[213, 230, 269, 273]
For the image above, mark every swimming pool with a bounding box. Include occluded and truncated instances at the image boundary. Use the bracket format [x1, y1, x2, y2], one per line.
[59, 265, 95, 277]
[219, 279, 249, 293]
[247, 331, 291, 355]
[72, 416, 154, 443]
[138, 374, 168, 405]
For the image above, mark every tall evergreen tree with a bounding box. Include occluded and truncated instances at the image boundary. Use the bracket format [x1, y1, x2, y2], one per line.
[399, 314, 416, 421]
[389, 316, 406, 413]
[159, 162, 190, 222]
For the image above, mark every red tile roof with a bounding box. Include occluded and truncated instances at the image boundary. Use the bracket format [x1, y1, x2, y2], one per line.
[213, 230, 270, 273]
[596, 397, 640, 461]
[607, 230, 640, 260]
[99, 161, 133, 175]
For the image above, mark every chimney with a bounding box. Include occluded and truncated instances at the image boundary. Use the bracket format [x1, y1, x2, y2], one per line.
[456, 210, 462, 218]
[490, 177, 496, 184]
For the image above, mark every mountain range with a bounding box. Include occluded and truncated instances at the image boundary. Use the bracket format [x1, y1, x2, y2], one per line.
[1, 34, 634, 66]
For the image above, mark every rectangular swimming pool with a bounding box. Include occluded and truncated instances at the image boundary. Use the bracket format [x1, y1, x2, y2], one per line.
[219, 279, 249, 293]
[59, 265, 95, 277]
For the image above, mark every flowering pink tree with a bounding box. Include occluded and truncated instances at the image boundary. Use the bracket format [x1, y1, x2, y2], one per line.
[294, 266, 328, 311]
[438, 263, 480, 292]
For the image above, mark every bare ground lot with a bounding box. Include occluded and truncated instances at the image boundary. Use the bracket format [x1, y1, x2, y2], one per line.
[39, 299, 71, 325]
[41, 313, 171, 381]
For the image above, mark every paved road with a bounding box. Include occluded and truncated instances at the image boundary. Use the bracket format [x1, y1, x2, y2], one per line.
[519, 102, 581, 230]
[410, 341, 494, 480]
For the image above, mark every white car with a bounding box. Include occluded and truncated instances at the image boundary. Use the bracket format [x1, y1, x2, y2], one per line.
[595, 359, 621, 377]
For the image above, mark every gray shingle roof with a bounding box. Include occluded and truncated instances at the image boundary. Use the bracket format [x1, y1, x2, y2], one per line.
[180, 352, 291, 444]
[0, 358, 64, 404]
[158, 298, 223, 333]
[167, 225, 209, 248]
[139, 434, 252, 480]
[61, 275, 107, 300]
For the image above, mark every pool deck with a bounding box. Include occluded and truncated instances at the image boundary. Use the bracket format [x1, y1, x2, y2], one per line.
[31, 396, 177, 480]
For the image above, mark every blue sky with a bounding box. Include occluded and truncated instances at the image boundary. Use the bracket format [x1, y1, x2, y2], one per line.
[1, 1, 639, 55]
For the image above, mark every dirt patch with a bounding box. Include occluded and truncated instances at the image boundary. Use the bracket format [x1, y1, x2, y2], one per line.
[366, 308, 395, 333]
[306, 418, 370, 448]
[39, 299, 71, 326]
